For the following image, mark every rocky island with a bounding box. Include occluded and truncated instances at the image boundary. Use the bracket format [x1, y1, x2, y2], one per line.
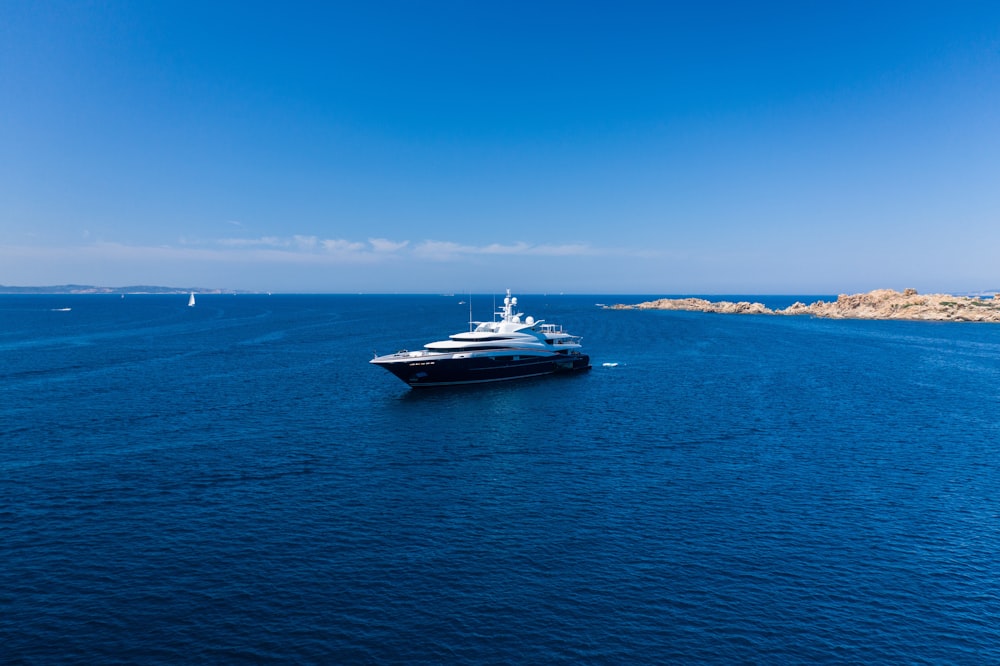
[609, 289, 1000, 322]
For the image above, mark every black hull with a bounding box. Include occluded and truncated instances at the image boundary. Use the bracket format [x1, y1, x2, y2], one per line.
[375, 353, 591, 387]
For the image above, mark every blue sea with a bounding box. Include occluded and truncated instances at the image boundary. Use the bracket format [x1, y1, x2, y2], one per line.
[3, 293, 999, 664]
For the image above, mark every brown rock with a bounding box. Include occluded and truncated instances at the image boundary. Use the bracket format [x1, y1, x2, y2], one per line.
[608, 289, 1000, 322]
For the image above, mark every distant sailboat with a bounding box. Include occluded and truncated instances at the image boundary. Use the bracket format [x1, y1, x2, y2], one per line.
[188, 292, 196, 307]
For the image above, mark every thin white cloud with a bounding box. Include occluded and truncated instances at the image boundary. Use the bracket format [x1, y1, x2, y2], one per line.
[412, 240, 467, 260]
[0, 236, 652, 286]
[216, 236, 285, 248]
[292, 235, 319, 250]
[528, 242, 595, 256]
[321, 238, 366, 252]
[412, 239, 602, 260]
[212, 235, 374, 255]
[186, 234, 606, 260]
[369, 238, 410, 253]
[479, 242, 532, 255]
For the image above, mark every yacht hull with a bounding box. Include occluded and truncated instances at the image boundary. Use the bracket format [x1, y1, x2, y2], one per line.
[371, 351, 591, 387]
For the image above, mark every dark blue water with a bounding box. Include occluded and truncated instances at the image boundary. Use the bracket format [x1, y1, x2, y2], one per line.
[3, 294, 999, 664]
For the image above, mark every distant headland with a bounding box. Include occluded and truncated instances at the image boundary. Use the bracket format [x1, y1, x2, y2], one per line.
[609, 289, 1000, 322]
[0, 284, 252, 295]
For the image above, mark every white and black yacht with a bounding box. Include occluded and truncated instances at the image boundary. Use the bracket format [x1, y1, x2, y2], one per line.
[371, 290, 591, 387]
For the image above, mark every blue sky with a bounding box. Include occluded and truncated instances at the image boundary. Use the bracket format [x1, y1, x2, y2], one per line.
[2, 1, 998, 294]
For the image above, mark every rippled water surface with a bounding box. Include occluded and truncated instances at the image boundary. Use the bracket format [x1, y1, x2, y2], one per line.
[2, 294, 999, 663]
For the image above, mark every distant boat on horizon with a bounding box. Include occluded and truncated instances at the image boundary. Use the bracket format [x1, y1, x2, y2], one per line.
[188, 292, 196, 307]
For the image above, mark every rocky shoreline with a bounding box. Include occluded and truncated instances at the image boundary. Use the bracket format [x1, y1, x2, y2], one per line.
[609, 289, 1000, 322]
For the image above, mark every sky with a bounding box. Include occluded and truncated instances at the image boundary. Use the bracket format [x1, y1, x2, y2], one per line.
[2, 1, 998, 294]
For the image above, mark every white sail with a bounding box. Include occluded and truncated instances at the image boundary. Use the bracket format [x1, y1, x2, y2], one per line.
[188, 292, 196, 307]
